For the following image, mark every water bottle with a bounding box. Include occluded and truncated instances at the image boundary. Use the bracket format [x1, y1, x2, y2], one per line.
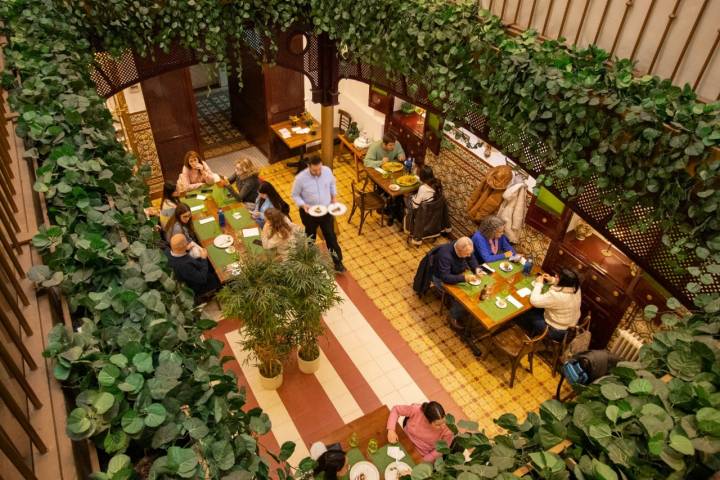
[218, 208, 226, 227]
[523, 255, 533, 276]
[404, 156, 412, 174]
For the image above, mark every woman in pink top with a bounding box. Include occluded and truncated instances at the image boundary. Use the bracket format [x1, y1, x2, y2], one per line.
[176, 151, 221, 194]
[386, 401, 453, 462]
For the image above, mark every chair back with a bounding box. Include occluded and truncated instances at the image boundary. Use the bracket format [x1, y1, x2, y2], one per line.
[338, 109, 352, 133]
[520, 325, 549, 358]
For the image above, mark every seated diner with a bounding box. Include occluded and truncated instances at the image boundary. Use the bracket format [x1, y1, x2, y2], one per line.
[386, 401, 453, 462]
[363, 132, 406, 168]
[519, 269, 582, 341]
[253, 181, 290, 229]
[165, 234, 220, 297]
[164, 203, 203, 257]
[176, 150, 221, 194]
[226, 157, 260, 203]
[261, 207, 301, 260]
[471, 215, 517, 264]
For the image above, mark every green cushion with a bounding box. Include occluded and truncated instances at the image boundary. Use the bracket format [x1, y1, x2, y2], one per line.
[535, 187, 565, 216]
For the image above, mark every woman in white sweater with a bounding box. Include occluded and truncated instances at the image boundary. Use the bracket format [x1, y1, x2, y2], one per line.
[520, 268, 582, 341]
[260, 208, 301, 260]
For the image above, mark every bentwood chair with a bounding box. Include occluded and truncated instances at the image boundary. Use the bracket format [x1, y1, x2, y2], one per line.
[348, 180, 386, 235]
[491, 325, 548, 387]
[333, 109, 353, 146]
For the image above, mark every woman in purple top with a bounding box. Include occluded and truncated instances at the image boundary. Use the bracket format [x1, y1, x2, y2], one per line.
[471, 215, 516, 264]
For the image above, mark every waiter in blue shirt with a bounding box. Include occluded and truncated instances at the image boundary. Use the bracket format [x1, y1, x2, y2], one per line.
[291, 157, 346, 273]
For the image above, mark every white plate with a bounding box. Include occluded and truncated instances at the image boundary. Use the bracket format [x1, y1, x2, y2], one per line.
[353, 138, 370, 149]
[495, 297, 508, 309]
[213, 234, 234, 249]
[385, 462, 412, 480]
[499, 262, 513, 272]
[225, 246, 236, 254]
[469, 278, 482, 286]
[308, 205, 328, 217]
[349, 461, 379, 480]
[328, 202, 347, 216]
[389, 184, 400, 191]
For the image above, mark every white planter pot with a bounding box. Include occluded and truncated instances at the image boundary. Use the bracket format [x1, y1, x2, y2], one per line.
[297, 351, 320, 374]
[258, 363, 283, 390]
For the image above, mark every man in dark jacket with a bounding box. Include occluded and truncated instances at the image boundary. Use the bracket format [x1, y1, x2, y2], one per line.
[432, 237, 486, 355]
[165, 234, 220, 297]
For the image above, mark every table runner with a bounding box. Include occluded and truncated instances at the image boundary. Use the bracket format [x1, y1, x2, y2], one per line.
[456, 275, 496, 296]
[488, 259, 522, 279]
[194, 217, 221, 242]
[207, 244, 238, 270]
[342, 444, 415, 479]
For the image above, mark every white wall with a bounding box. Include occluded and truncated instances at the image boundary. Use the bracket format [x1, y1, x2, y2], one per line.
[303, 78, 386, 142]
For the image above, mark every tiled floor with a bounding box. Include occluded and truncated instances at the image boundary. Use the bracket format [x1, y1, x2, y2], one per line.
[253, 157, 566, 438]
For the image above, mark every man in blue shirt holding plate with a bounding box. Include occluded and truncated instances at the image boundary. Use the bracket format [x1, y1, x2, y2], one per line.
[291, 157, 346, 273]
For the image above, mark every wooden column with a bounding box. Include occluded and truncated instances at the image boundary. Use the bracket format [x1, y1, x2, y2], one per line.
[321, 106, 334, 168]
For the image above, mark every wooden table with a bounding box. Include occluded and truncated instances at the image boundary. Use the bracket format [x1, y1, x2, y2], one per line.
[443, 261, 542, 349]
[318, 405, 422, 464]
[270, 115, 322, 163]
[338, 133, 368, 180]
[364, 165, 421, 198]
[180, 184, 261, 283]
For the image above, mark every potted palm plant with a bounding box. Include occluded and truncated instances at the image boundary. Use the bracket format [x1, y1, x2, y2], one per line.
[217, 254, 293, 389]
[285, 235, 341, 374]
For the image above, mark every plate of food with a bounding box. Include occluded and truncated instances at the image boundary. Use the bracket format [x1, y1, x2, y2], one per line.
[396, 175, 419, 187]
[308, 205, 328, 217]
[328, 202, 347, 216]
[469, 277, 482, 286]
[384, 462, 412, 480]
[495, 297, 508, 309]
[499, 261, 513, 272]
[213, 234, 234, 249]
[349, 461, 379, 480]
[353, 137, 370, 149]
[389, 183, 400, 191]
[225, 246, 236, 254]
[382, 161, 404, 173]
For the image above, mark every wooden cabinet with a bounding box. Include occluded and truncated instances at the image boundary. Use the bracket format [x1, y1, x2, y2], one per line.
[543, 233, 637, 349]
[630, 274, 671, 324]
[385, 112, 426, 162]
[368, 85, 394, 115]
[525, 188, 572, 241]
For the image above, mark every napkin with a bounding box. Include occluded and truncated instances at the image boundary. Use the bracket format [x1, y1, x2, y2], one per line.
[374, 167, 387, 174]
[481, 263, 495, 273]
[516, 287, 531, 298]
[242, 227, 260, 237]
[196, 194, 206, 200]
[198, 217, 215, 225]
[232, 212, 242, 219]
[190, 205, 204, 212]
[506, 295, 523, 308]
[387, 446, 405, 460]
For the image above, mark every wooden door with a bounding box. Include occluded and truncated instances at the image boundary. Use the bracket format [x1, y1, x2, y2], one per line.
[141, 67, 201, 184]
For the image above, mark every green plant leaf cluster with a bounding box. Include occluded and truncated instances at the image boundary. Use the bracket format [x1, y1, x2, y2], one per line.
[1, 2, 315, 479]
[216, 234, 341, 374]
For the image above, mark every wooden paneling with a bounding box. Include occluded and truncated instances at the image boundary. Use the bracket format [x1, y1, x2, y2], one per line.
[141, 67, 201, 183]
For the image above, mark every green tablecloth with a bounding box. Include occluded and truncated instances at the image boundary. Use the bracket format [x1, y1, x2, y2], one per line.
[207, 244, 239, 270]
[225, 206, 256, 230]
[488, 259, 522, 279]
[476, 293, 521, 322]
[212, 184, 236, 207]
[456, 275, 496, 297]
[194, 217, 221, 242]
[514, 275, 550, 294]
[342, 445, 415, 480]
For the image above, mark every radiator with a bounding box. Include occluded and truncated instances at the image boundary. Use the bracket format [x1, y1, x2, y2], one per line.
[609, 328, 645, 361]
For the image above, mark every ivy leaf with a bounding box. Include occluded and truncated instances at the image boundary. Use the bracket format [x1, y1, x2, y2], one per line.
[540, 399, 567, 422]
[669, 433, 695, 455]
[249, 414, 271, 435]
[183, 417, 209, 439]
[697, 408, 720, 436]
[93, 392, 115, 415]
[605, 405, 619, 424]
[144, 403, 167, 427]
[411, 463, 433, 480]
[103, 428, 128, 454]
[628, 378, 653, 395]
[98, 364, 121, 387]
[591, 459, 618, 480]
[167, 446, 199, 477]
[118, 373, 144, 393]
[600, 383, 628, 400]
[121, 410, 144, 435]
[133, 352, 154, 373]
[667, 350, 702, 380]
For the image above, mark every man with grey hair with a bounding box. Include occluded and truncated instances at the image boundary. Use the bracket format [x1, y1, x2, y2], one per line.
[471, 215, 516, 264]
[165, 234, 220, 297]
[432, 236, 485, 356]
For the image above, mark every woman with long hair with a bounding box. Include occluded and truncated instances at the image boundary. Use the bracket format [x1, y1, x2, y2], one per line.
[164, 203, 203, 257]
[386, 401, 453, 462]
[308, 443, 347, 480]
[411, 165, 443, 208]
[158, 181, 179, 229]
[176, 150, 220, 194]
[252, 181, 289, 228]
[226, 157, 260, 203]
[260, 208, 300, 260]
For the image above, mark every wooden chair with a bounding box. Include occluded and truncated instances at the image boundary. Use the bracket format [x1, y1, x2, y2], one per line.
[348, 180, 386, 235]
[548, 313, 592, 376]
[490, 325, 548, 387]
[333, 109, 353, 146]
